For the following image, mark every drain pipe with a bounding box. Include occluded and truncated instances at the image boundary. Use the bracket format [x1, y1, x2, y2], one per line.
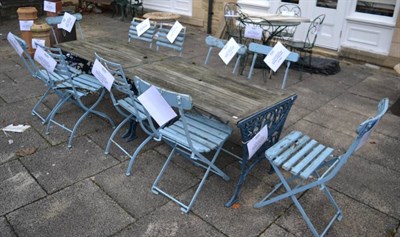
[207, 0, 213, 34]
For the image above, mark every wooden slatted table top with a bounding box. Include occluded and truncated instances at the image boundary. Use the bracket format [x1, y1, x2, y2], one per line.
[125, 58, 294, 125]
[57, 37, 169, 69]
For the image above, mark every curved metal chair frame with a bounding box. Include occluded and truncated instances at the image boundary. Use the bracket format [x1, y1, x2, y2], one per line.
[224, 2, 245, 43]
[285, 14, 326, 67]
[133, 77, 232, 213]
[204, 35, 247, 74]
[94, 54, 159, 176]
[127, 0, 143, 17]
[275, 4, 302, 42]
[254, 98, 389, 237]
[36, 44, 115, 148]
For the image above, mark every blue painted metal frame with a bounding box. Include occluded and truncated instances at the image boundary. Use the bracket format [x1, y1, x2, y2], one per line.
[225, 94, 297, 207]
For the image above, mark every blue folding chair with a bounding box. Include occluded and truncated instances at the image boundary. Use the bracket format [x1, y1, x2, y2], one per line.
[36, 44, 115, 148]
[254, 98, 389, 237]
[128, 17, 157, 48]
[94, 54, 159, 175]
[133, 77, 232, 213]
[11, 35, 80, 124]
[204, 35, 247, 75]
[156, 22, 186, 56]
[247, 42, 299, 89]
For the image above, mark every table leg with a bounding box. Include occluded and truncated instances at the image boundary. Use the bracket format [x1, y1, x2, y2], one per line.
[225, 95, 297, 207]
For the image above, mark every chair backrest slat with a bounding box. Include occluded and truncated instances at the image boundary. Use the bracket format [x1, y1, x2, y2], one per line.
[128, 17, 157, 47]
[156, 23, 186, 55]
[249, 42, 299, 63]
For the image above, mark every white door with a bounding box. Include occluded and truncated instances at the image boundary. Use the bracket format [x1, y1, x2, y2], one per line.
[295, 0, 347, 50]
[144, 0, 192, 16]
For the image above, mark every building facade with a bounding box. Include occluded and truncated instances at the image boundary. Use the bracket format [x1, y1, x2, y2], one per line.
[143, 0, 400, 68]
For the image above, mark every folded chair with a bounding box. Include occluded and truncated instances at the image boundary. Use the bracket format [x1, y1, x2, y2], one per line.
[204, 35, 247, 75]
[128, 17, 158, 48]
[133, 77, 232, 213]
[156, 23, 186, 56]
[36, 44, 115, 148]
[247, 42, 299, 89]
[11, 35, 80, 124]
[254, 98, 389, 237]
[94, 54, 159, 175]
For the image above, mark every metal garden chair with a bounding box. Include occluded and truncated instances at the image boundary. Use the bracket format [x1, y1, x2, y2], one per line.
[285, 14, 325, 69]
[224, 2, 245, 43]
[155, 22, 186, 56]
[128, 17, 158, 48]
[127, 0, 143, 17]
[133, 77, 233, 213]
[275, 4, 302, 42]
[36, 44, 115, 148]
[247, 42, 299, 89]
[204, 35, 247, 75]
[45, 13, 85, 45]
[94, 54, 159, 175]
[254, 98, 389, 237]
[11, 34, 80, 124]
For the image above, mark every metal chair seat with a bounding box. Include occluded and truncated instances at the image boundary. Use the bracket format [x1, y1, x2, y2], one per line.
[254, 98, 389, 237]
[160, 113, 232, 153]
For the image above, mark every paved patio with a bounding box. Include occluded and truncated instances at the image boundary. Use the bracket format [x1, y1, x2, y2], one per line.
[0, 12, 400, 237]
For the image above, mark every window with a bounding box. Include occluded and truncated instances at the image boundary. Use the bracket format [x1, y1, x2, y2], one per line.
[355, 0, 396, 17]
[316, 0, 338, 9]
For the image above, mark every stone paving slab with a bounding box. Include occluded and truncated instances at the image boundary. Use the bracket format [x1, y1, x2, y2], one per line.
[330, 155, 400, 219]
[115, 201, 225, 237]
[284, 85, 338, 111]
[349, 74, 400, 102]
[303, 104, 370, 137]
[323, 63, 373, 87]
[186, 164, 288, 237]
[154, 141, 240, 180]
[87, 119, 160, 162]
[92, 149, 199, 219]
[0, 160, 46, 216]
[326, 92, 380, 116]
[275, 188, 398, 237]
[20, 136, 119, 194]
[7, 179, 134, 237]
[260, 224, 296, 237]
[0, 217, 15, 237]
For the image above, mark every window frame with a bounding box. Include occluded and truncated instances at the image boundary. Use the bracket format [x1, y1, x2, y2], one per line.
[348, 0, 400, 25]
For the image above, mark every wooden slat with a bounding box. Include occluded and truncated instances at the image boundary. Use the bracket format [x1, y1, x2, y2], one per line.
[273, 135, 311, 166]
[300, 147, 334, 179]
[282, 139, 318, 170]
[291, 144, 325, 175]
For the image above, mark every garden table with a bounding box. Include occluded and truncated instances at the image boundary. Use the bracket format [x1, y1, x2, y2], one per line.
[59, 37, 297, 207]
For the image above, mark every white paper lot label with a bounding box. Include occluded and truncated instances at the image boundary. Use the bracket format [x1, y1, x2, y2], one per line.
[167, 21, 183, 43]
[44, 1, 56, 13]
[91, 59, 115, 92]
[58, 12, 76, 33]
[247, 125, 269, 159]
[34, 46, 57, 72]
[7, 32, 23, 56]
[244, 24, 263, 41]
[218, 37, 240, 65]
[19, 20, 34, 31]
[138, 86, 177, 127]
[264, 41, 290, 72]
[32, 38, 46, 49]
[136, 18, 151, 37]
